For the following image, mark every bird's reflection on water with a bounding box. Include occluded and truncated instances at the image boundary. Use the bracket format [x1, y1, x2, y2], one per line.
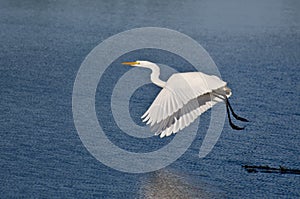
[139, 169, 222, 199]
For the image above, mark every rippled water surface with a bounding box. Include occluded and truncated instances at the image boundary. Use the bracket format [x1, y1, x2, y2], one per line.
[1, 0, 299, 198]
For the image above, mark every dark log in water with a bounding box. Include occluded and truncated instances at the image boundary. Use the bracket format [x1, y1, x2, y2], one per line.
[242, 165, 300, 175]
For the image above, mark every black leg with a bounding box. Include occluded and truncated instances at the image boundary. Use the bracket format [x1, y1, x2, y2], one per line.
[225, 97, 249, 122]
[213, 91, 249, 122]
[225, 99, 245, 130]
[211, 91, 248, 130]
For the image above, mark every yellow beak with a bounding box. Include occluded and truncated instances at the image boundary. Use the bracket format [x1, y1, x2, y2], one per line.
[122, 61, 139, 66]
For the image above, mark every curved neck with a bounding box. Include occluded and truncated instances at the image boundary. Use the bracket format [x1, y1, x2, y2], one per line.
[147, 64, 166, 88]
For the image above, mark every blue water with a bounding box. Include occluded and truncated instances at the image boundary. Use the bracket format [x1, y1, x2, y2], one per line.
[1, 0, 299, 198]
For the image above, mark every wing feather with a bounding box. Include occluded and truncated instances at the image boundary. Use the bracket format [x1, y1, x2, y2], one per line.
[142, 72, 229, 137]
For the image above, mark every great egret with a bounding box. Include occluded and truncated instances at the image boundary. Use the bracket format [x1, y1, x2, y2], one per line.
[122, 61, 248, 138]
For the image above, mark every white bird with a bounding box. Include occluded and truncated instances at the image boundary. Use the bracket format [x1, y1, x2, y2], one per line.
[122, 61, 248, 138]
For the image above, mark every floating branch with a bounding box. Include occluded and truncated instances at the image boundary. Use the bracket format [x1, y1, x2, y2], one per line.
[242, 165, 300, 175]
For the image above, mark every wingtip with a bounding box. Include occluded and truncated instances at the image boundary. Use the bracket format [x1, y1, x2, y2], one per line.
[142, 116, 149, 123]
[141, 110, 149, 119]
[160, 131, 166, 138]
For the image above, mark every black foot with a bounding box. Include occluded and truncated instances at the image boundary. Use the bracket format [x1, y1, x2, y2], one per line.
[226, 102, 246, 130]
[226, 100, 249, 122]
[211, 91, 249, 130]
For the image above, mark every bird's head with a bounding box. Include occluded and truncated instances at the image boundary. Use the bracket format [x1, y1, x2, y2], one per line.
[122, 60, 154, 68]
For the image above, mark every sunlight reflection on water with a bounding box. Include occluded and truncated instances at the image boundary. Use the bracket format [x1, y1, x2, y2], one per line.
[139, 169, 223, 199]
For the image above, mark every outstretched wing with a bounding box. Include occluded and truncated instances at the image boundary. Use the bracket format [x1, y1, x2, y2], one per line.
[141, 72, 230, 138]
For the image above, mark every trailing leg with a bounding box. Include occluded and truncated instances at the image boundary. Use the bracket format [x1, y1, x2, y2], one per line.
[225, 99, 245, 130]
[212, 91, 249, 122]
[211, 91, 248, 130]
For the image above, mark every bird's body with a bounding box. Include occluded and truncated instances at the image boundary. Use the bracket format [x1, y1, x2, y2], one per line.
[122, 61, 248, 138]
[142, 72, 231, 138]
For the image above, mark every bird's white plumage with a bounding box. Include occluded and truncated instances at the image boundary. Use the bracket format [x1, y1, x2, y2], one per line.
[122, 61, 231, 138]
[141, 72, 230, 138]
